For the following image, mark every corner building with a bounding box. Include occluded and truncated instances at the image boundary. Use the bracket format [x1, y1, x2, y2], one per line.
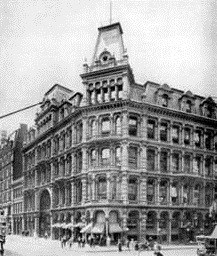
[23, 23, 217, 243]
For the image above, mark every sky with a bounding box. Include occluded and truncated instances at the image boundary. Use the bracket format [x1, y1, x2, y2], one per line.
[0, 0, 217, 135]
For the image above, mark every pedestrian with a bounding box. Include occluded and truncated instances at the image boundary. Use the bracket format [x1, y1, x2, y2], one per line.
[82, 237, 85, 247]
[106, 235, 111, 247]
[129, 238, 135, 251]
[33, 230, 37, 239]
[77, 236, 81, 248]
[118, 239, 122, 252]
[60, 236, 64, 248]
[153, 241, 163, 256]
[68, 235, 73, 248]
[126, 238, 130, 251]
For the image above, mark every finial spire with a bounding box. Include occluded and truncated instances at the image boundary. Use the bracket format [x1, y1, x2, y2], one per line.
[110, 1, 112, 24]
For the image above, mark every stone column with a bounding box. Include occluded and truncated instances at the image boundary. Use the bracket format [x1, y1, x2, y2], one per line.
[140, 211, 147, 242]
[82, 147, 87, 173]
[121, 172, 128, 204]
[71, 180, 74, 206]
[140, 143, 147, 172]
[122, 111, 128, 138]
[140, 175, 147, 205]
[82, 117, 87, 143]
[157, 150, 160, 173]
[82, 176, 87, 204]
[156, 179, 160, 205]
[168, 214, 172, 244]
[121, 141, 128, 169]
[34, 213, 40, 236]
[107, 174, 111, 200]
[92, 174, 96, 201]
[141, 114, 147, 140]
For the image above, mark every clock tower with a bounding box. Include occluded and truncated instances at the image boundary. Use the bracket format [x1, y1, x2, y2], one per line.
[80, 22, 135, 106]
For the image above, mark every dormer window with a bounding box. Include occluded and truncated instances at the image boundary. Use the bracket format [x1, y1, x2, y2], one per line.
[162, 94, 169, 107]
[186, 100, 192, 113]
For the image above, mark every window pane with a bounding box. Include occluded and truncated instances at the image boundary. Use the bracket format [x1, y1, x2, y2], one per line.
[172, 127, 179, 143]
[160, 123, 168, 141]
[147, 149, 155, 172]
[160, 151, 168, 172]
[147, 120, 155, 139]
[129, 147, 137, 168]
[129, 117, 138, 136]
[102, 119, 110, 135]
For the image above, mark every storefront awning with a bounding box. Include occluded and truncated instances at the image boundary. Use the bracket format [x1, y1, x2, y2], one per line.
[91, 223, 104, 234]
[80, 223, 93, 233]
[109, 223, 122, 233]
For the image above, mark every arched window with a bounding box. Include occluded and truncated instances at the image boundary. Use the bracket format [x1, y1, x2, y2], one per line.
[115, 116, 121, 135]
[101, 148, 110, 166]
[89, 119, 96, 138]
[97, 177, 107, 200]
[101, 117, 110, 136]
[128, 177, 138, 201]
[90, 149, 96, 167]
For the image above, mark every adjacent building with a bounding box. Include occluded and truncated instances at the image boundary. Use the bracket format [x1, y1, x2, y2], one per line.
[22, 22, 217, 243]
[0, 124, 27, 234]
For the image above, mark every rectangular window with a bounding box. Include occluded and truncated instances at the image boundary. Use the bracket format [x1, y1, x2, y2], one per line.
[147, 149, 155, 172]
[129, 117, 138, 136]
[96, 89, 101, 103]
[101, 148, 110, 166]
[101, 119, 110, 136]
[90, 149, 96, 167]
[160, 123, 168, 142]
[117, 84, 123, 100]
[110, 87, 115, 101]
[103, 88, 109, 102]
[128, 147, 137, 168]
[184, 128, 191, 145]
[194, 130, 201, 148]
[128, 180, 137, 201]
[160, 151, 168, 173]
[205, 158, 212, 176]
[193, 156, 201, 174]
[147, 120, 155, 139]
[205, 132, 212, 150]
[147, 180, 155, 204]
[184, 155, 191, 173]
[172, 153, 179, 172]
[172, 126, 179, 144]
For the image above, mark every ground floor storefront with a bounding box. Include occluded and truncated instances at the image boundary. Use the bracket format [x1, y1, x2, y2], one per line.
[22, 188, 213, 243]
[22, 206, 213, 244]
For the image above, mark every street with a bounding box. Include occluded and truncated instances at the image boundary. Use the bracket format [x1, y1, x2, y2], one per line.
[2, 235, 198, 256]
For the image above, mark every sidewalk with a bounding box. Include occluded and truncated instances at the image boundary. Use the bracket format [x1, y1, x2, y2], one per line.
[4, 235, 198, 255]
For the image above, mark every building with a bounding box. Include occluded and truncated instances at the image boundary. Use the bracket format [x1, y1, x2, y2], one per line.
[0, 124, 27, 234]
[23, 22, 217, 243]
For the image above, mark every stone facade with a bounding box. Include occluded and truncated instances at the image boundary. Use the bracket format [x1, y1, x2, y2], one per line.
[22, 22, 217, 243]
